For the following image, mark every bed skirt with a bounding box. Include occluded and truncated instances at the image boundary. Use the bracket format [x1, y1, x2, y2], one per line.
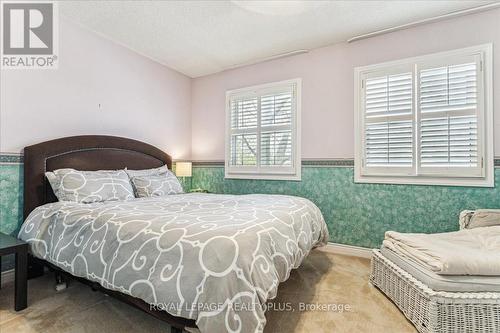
[370, 250, 500, 333]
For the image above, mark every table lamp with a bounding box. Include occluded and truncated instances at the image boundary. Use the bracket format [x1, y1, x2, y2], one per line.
[175, 161, 192, 191]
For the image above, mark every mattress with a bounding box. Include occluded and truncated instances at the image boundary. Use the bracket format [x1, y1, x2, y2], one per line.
[380, 246, 500, 292]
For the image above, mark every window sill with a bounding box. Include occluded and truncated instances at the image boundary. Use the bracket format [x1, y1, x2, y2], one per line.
[354, 174, 494, 187]
[224, 172, 301, 181]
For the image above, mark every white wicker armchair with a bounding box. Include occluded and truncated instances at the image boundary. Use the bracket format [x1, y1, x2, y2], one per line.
[371, 210, 500, 333]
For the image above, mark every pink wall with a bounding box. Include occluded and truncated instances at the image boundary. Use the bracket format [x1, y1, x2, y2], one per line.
[0, 18, 192, 159]
[2, 9, 498, 161]
[191, 9, 500, 161]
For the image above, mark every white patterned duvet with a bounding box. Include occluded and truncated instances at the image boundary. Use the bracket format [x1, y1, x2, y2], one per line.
[19, 193, 329, 333]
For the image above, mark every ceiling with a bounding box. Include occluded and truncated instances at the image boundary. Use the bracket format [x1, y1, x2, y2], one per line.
[60, 1, 496, 78]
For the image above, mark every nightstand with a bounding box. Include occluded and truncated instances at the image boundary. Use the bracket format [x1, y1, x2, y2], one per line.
[0, 233, 28, 311]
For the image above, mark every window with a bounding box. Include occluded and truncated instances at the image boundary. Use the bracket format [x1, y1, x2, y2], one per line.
[225, 79, 301, 180]
[355, 44, 493, 187]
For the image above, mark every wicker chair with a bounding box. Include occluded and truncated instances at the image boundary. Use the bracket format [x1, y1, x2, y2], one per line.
[370, 210, 500, 333]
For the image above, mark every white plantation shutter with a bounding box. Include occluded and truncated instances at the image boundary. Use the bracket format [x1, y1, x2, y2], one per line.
[420, 116, 478, 167]
[230, 133, 257, 166]
[365, 120, 413, 167]
[356, 45, 491, 186]
[365, 73, 413, 118]
[226, 79, 301, 180]
[231, 98, 258, 129]
[261, 92, 292, 126]
[230, 97, 258, 166]
[418, 58, 482, 176]
[261, 130, 292, 166]
[419, 63, 477, 113]
[362, 70, 414, 174]
[260, 92, 293, 166]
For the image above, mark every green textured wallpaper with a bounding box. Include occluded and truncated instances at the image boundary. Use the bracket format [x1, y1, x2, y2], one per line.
[191, 166, 500, 248]
[0, 163, 23, 272]
[0, 162, 499, 250]
[0, 163, 23, 236]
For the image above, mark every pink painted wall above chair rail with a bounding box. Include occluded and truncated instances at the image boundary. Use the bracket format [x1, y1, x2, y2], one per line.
[1, 9, 498, 162]
[190, 8, 500, 161]
[0, 18, 192, 160]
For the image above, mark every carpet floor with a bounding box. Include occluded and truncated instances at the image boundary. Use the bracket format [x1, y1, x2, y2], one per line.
[0, 250, 416, 333]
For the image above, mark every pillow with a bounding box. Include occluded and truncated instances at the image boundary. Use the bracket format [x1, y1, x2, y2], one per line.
[130, 173, 183, 197]
[45, 168, 135, 203]
[460, 209, 500, 229]
[125, 165, 169, 178]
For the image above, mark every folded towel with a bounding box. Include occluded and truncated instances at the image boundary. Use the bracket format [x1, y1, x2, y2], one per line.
[383, 226, 500, 275]
[461, 209, 500, 229]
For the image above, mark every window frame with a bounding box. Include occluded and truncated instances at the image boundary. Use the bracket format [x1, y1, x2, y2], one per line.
[354, 44, 493, 187]
[225, 78, 302, 181]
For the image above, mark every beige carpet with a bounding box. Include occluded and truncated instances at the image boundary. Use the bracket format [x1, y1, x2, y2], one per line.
[0, 251, 416, 333]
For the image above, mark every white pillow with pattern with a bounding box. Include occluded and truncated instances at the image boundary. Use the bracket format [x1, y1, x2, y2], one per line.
[46, 168, 135, 203]
[125, 165, 169, 178]
[130, 173, 184, 197]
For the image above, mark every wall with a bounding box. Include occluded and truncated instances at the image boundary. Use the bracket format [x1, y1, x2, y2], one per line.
[191, 163, 500, 248]
[1, 9, 499, 257]
[0, 18, 192, 158]
[189, 8, 500, 247]
[0, 18, 192, 270]
[191, 8, 500, 160]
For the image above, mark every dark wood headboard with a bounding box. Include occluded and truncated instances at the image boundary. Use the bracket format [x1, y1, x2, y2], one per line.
[23, 135, 172, 219]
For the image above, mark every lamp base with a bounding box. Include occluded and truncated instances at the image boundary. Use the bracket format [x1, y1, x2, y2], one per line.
[189, 188, 210, 193]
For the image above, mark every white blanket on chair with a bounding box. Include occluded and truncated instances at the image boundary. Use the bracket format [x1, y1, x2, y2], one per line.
[383, 226, 500, 275]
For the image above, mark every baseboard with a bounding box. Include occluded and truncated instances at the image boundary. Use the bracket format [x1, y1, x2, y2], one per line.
[1, 269, 15, 287]
[318, 242, 373, 259]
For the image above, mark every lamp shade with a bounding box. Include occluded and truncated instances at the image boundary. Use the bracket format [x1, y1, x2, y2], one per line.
[175, 161, 192, 177]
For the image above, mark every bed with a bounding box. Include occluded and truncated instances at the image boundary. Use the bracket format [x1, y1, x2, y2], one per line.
[19, 135, 329, 333]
